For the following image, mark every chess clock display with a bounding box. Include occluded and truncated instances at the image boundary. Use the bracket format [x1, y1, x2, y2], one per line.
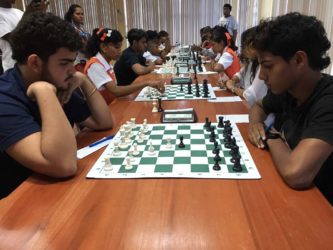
[171, 77, 192, 85]
[161, 108, 197, 123]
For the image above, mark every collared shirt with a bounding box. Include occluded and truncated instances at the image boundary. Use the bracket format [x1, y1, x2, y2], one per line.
[0, 66, 91, 198]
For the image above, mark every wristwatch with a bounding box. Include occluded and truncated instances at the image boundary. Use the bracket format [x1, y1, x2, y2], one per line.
[266, 133, 281, 140]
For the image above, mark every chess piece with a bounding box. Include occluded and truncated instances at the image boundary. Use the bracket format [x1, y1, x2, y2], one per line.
[213, 159, 221, 171]
[180, 83, 183, 92]
[148, 141, 156, 155]
[204, 117, 210, 128]
[166, 137, 172, 149]
[187, 83, 192, 94]
[232, 157, 243, 172]
[128, 150, 135, 162]
[112, 141, 121, 156]
[209, 130, 216, 142]
[230, 154, 241, 164]
[178, 136, 185, 148]
[132, 143, 140, 156]
[212, 141, 219, 154]
[217, 116, 224, 128]
[195, 88, 200, 97]
[104, 157, 113, 172]
[206, 121, 212, 132]
[158, 98, 164, 112]
[176, 66, 180, 75]
[214, 148, 221, 162]
[119, 136, 128, 149]
[125, 157, 133, 170]
[152, 100, 158, 112]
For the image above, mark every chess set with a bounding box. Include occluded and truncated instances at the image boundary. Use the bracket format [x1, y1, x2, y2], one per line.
[135, 81, 216, 101]
[86, 117, 261, 180]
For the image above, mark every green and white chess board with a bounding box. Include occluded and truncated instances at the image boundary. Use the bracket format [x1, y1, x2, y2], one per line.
[86, 123, 261, 179]
[156, 65, 207, 74]
[135, 84, 216, 101]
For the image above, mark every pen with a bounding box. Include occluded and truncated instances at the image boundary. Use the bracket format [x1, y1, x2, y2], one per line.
[89, 135, 114, 147]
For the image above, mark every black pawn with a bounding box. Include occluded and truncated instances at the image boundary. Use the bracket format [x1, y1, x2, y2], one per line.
[176, 66, 180, 75]
[209, 130, 216, 142]
[180, 83, 183, 92]
[204, 117, 209, 128]
[232, 157, 243, 172]
[213, 160, 221, 171]
[206, 122, 212, 132]
[212, 141, 219, 154]
[203, 88, 209, 98]
[157, 98, 164, 112]
[178, 136, 185, 148]
[214, 148, 221, 162]
[217, 116, 224, 128]
[195, 88, 200, 97]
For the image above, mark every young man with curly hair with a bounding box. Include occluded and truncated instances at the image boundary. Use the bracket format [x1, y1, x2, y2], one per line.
[248, 12, 333, 205]
[0, 12, 113, 198]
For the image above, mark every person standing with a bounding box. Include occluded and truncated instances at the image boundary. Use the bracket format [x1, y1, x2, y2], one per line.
[219, 3, 238, 42]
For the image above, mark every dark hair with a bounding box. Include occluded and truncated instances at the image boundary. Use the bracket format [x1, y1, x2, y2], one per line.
[127, 28, 147, 46]
[212, 25, 237, 51]
[64, 4, 82, 23]
[146, 30, 159, 42]
[223, 4, 232, 11]
[253, 12, 331, 70]
[158, 30, 169, 38]
[10, 12, 82, 64]
[239, 27, 259, 84]
[85, 28, 123, 58]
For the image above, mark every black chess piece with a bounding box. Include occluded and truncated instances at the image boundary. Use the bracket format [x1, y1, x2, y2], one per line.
[224, 134, 232, 149]
[230, 144, 239, 157]
[176, 66, 180, 76]
[206, 122, 212, 132]
[157, 98, 164, 112]
[209, 130, 216, 142]
[212, 141, 219, 154]
[232, 157, 243, 172]
[217, 116, 224, 128]
[230, 154, 241, 164]
[231, 137, 237, 146]
[213, 159, 221, 171]
[178, 136, 185, 148]
[195, 88, 200, 97]
[214, 148, 221, 162]
[180, 83, 183, 92]
[203, 89, 209, 98]
[195, 83, 199, 90]
[204, 117, 209, 128]
[187, 83, 192, 94]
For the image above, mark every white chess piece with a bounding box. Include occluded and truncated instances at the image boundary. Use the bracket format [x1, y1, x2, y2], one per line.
[119, 136, 128, 149]
[130, 118, 136, 128]
[152, 99, 158, 113]
[124, 157, 133, 170]
[112, 141, 121, 156]
[103, 157, 113, 172]
[132, 143, 140, 156]
[165, 137, 172, 149]
[128, 150, 135, 162]
[148, 141, 156, 155]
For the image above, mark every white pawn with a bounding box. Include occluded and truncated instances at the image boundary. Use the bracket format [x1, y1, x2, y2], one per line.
[103, 157, 113, 172]
[112, 141, 121, 156]
[148, 141, 156, 155]
[130, 118, 136, 128]
[125, 157, 133, 170]
[128, 150, 135, 162]
[165, 137, 172, 149]
[119, 136, 128, 149]
[132, 143, 140, 156]
[152, 99, 158, 113]
[137, 133, 144, 144]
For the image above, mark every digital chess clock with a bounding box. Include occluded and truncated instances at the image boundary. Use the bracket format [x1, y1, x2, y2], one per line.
[161, 108, 197, 123]
[171, 77, 192, 85]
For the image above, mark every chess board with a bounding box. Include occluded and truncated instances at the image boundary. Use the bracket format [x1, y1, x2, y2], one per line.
[86, 123, 261, 179]
[156, 65, 207, 74]
[135, 83, 216, 101]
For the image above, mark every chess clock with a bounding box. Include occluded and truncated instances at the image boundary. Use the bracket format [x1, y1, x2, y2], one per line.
[161, 108, 197, 123]
[171, 77, 192, 85]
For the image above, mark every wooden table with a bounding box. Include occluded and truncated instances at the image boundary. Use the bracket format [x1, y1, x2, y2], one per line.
[0, 72, 332, 250]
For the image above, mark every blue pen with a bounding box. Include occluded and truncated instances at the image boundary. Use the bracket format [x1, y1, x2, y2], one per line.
[89, 135, 114, 147]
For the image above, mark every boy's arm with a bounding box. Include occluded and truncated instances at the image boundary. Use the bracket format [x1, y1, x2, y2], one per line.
[6, 81, 77, 177]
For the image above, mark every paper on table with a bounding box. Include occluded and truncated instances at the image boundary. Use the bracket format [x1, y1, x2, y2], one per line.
[212, 86, 226, 91]
[77, 139, 111, 159]
[216, 114, 249, 123]
[208, 96, 242, 102]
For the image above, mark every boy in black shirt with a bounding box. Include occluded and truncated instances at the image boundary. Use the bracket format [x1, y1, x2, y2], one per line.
[114, 28, 155, 85]
[248, 12, 333, 205]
